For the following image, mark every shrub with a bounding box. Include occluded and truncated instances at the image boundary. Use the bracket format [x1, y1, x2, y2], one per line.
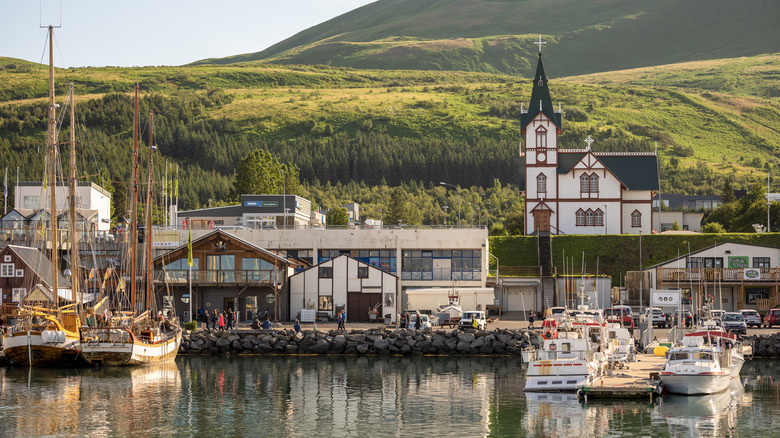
[702, 222, 726, 233]
[183, 320, 198, 331]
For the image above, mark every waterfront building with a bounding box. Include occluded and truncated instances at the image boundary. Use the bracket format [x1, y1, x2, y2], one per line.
[0, 245, 72, 316]
[289, 254, 398, 322]
[643, 242, 780, 312]
[519, 45, 659, 235]
[178, 194, 313, 229]
[14, 181, 112, 230]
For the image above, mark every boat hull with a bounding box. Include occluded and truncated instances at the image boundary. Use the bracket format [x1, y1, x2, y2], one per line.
[81, 333, 181, 366]
[126, 336, 182, 365]
[660, 373, 731, 395]
[525, 359, 599, 391]
[2, 331, 87, 367]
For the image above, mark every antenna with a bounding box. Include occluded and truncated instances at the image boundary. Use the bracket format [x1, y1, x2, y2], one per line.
[39, 0, 62, 28]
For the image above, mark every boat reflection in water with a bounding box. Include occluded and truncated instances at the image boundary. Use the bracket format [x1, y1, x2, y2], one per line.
[655, 380, 746, 437]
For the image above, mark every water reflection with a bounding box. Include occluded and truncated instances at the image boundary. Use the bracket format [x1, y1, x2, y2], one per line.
[1, 357, 780, 437]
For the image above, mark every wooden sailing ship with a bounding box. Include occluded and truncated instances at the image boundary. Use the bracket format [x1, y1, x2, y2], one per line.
[2, 27, 88, 367]
[79, 85, 181, 366]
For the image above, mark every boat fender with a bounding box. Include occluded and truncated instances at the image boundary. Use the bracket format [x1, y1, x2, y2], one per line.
[550, 343, 556, 351]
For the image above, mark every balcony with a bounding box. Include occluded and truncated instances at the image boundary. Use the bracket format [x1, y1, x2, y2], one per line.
[154, 269, 277, 285]
[657, 267, 780, 283]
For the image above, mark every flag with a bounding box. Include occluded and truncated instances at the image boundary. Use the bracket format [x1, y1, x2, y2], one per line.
[187, 225, 193, 267]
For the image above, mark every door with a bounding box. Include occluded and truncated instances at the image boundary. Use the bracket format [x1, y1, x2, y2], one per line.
[533, 210, 551, 232]
[347, 292, 382, 322]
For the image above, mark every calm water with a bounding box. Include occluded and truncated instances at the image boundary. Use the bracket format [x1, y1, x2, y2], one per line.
[1, 356, 779, 437]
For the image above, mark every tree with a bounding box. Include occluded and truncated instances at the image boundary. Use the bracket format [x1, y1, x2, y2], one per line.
[719, 179, 736, 204]
[671, 220, 681, 231]
[233, 149, 300, 198]
[505, 208, 524, 235]
[385, 188, 407, 226]
[327, 206, 349, 226]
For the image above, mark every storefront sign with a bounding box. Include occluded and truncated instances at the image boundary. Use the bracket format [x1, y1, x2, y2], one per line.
[728, 256, 749, 268]
[744, 268, 761, 280]
[153, 230, 180, 248]
[651, 289, 680, 306]
[244, 201, 279, 207]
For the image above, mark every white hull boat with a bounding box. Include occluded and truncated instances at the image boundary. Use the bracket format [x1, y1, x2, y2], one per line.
[660, 331, 743, 395]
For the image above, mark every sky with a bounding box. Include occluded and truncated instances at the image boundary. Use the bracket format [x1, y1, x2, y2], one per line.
[0, 0, 377, 67]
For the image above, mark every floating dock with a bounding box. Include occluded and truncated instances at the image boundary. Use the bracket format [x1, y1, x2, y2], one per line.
[577, 353, 666, 401]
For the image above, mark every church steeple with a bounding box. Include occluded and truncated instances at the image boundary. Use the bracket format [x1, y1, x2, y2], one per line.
[521, 36, 562, 132]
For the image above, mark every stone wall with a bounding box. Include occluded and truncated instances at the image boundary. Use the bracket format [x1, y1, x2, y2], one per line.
[179, 327, 533, 356]
[746, 333, 780, 357]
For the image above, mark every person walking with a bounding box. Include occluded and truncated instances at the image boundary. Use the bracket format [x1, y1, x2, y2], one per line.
[414, 314, 422, 330]
[219, 311, 226, 330]
[528, 309, 536, 329]
[226, 308, 234, 330]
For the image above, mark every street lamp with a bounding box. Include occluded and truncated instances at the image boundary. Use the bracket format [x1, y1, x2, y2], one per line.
[280, 169, 286, 229]
[440, 182, 461, 225]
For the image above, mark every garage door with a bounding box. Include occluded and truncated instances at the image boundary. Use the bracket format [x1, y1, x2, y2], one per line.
[506, 288, 534, 312]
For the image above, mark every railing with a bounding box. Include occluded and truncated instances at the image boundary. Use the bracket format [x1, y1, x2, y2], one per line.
[155, 270, 276, 284]
[0, 304, 19, 317]
[658, 267, 780, 282]
[532, 349, 594, 362]
[400, 268, 482, 281]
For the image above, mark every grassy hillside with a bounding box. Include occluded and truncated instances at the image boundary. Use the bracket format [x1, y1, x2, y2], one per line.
[193, 0, 780, 78]
[0, 53, 778, 217]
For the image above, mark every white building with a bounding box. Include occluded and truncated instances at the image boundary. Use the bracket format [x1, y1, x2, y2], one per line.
[15, 181, 112, 230]
[289, 254, 398, 322]
[519, 49, 659, 235]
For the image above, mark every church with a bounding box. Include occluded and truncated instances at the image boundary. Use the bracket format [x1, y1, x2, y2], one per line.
[519, 39, 659, 235]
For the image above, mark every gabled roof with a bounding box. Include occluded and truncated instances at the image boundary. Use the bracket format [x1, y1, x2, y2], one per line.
[152, 229, 294, 267]
[520, 53, 562, 132]
[289, 254, 398, 280]
[595, 155, 659, 191]
[645, 241, 780, 270]
[4, 245, 71, 289]
[557, 152, 587, 174]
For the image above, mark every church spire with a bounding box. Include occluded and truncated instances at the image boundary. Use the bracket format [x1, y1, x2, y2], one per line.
[521, 36, 561, 132]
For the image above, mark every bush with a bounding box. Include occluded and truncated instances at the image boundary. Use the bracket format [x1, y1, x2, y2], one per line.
[702, 222, 726, 233]
[183, 320, 198, 331]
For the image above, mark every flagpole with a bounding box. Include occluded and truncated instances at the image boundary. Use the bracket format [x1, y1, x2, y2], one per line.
[4, 167, 7, 215]
[188, 219, 193, 323]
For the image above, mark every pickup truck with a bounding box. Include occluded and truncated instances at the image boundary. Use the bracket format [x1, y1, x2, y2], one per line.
[459, 311, 487, 331]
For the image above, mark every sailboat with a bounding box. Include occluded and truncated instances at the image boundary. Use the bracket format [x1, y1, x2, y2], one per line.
[80, 86, 182, 366]
[2, 27, 88, 367]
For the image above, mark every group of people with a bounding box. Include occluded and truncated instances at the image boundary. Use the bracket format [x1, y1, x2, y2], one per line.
[336, 310, 347, 330]
[196, 307, 237, 330]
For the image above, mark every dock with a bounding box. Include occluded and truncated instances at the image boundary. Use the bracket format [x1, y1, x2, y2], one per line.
[577, 353, 666, 401]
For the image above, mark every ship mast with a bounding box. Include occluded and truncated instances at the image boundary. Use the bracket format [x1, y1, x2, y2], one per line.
[46, 25, 59, 310]
[130, 84, 139, 312]
[67, 83, 81, 312]
[145, 110, 155, 310]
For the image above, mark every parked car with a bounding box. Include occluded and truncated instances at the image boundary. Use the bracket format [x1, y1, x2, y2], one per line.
[604, 306, 634, 329]
[739, 309, 763, 328]
[672, 310, 694, 327]
[764, 309, 780, 328]
[710, 309, 725, 321]
[408, 313, 433, 329]
[722, 312, 747, 334]
[459, 311, 487, 331]
[644, 307, 668, 328]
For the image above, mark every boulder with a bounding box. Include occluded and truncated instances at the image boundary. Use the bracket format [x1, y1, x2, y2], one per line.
[456, 342, 471, 352]
[356, 344, 370, 354]
[373, 339, 390, 350]
[458, 332, 476, 343]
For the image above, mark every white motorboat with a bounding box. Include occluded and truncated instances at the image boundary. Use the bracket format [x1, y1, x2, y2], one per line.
[660, 329, 744, 395]
[606, 324, 635, 365]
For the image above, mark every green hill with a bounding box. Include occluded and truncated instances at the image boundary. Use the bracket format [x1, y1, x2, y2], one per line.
[192, 0, 780, 77]
[0, 53, 778, 225]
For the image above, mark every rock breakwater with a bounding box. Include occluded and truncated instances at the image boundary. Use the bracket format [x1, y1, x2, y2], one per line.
[179, 327, 533, 356]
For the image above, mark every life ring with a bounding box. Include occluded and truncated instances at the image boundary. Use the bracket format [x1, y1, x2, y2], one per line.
[550, 343, 557, 351]
[545, 331, 553, 340]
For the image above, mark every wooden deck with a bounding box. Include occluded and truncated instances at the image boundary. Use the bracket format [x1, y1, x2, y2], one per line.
[578, 353, 666, 401]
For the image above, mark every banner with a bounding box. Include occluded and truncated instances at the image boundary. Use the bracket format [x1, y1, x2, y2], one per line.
[744, 268, 761, 280]
[650, 289, 680, 306]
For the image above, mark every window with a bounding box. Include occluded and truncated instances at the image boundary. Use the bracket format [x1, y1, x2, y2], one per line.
[537, 174, 547, 193]
[754, 257, 770, 269]
[15, 269, 23, 277]
[594, 209, 604, 227]
[585, 209, 594, 226]
[3, 255, 10, 262]
[1, 263, 13, 277]
[319, 267, 333, 278]
[589, 174, 599, 193]
[12, 288, 25, 302]
[576, 209, 585, 226]
[318, 295, 333, 311]
[580, 174, 590, 193]
[687, 257, 702, 268]
[535, 126, 547, 148]
[631, 210, 641, 228]
[357, 266, 369, 278]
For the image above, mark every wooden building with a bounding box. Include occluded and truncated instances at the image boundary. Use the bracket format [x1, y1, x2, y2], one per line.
[0, 245, 71, 317]
[152, 230, 294, 322]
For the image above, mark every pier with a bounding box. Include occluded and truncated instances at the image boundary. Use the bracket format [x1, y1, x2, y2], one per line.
[578, 353, 666, 401]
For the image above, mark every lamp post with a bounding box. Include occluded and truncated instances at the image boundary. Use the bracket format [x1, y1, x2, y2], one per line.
[604, 204, 608, 235]
[440, 182, 461, 226]
[280, 169, 286, 229]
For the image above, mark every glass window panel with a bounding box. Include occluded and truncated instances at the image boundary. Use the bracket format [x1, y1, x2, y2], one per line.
[369, 250, 379, 257]
[452, 250, 461, 257]
[422, 250, 432, 257]
[412, 250, 422, 258]
[422, 259, 432, 270]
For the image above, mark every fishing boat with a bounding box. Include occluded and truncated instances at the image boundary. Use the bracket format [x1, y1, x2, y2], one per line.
[524, 305, 609, 391]
[660, 326, 744, 395]
[80, 86, 181, 366]
[2, 27, 89, 367]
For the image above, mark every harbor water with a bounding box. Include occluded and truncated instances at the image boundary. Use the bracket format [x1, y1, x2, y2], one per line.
[1, 356, 779, 437]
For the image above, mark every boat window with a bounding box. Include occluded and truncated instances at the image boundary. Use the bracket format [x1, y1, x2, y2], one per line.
[696, 352, 714, 361]
[670, 352, 689, 361]
[561, 343, 571, 352]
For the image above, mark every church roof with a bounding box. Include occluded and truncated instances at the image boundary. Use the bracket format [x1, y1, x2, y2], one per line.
[520, 53, 562, 132]
[596, 154, 660, 191]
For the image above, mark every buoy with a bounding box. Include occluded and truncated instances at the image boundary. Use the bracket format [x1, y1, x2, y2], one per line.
[654, 345, 669, 357]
